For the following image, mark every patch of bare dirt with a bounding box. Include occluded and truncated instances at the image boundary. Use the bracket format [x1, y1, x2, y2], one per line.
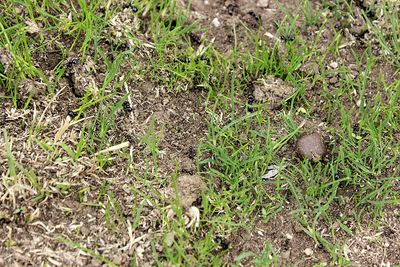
[226, 213, 330, 266]
[345, 208, 400, 266]
[182, 0, 298, 53]
[115, 78, 208, 177]
[253, 75, 297, 109]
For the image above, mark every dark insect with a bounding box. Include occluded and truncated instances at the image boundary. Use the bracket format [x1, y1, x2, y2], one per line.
[126, 134, 134, 144]
[189, 32, 201, 45]
[199, 163, 207, 172]
[130, 5, 138, 13]
[248, 11, 261, 23]
[214, 236, 229, 250]
[123, 101, 132, 112]
[165, 19, 177, 29]
[247, 93, 255, 112]
[199, 55, 210, 65]
[227, 4, 238, 16]
[116, 42, 129, 51]
[227, 34, 234, 44]
[352, 123, 360, 133]
[187, 146, 196, 160]
[383, 227, 395, 237]
[66, 57, 78, 68]
[282, 238, 290, 251]
[98, 7, 106, 15]
[123, 3, 138, 13]
[179, 57, 189, 63]
[108, 53, 115, 62]
[353, 31, 366, 41]
[352, 122, 368, 137]
[154, 219, 161, 229]
[68, 110, 78, 118]
[182, 169, 195, 175]
[334, 22, 342, 30]
[248, 94, 255, 104]
[112, 42, 129, 52]
[354, 0, 366, 9]
[16, 99, 24, 109]
[280, 34, 295, 42]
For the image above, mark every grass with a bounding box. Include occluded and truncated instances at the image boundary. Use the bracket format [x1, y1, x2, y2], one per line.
[0, 0, 399, 266]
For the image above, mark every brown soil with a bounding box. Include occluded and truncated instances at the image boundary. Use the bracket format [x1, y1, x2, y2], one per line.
[176, 174, 206, 208]
[1, 0, 399, 266]
[227, 213, 330, 266]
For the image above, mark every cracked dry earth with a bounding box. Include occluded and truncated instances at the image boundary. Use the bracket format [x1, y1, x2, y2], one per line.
[1, 0, 400, 267]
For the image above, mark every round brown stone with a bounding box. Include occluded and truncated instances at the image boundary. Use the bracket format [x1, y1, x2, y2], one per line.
[296, 133, 327, 161]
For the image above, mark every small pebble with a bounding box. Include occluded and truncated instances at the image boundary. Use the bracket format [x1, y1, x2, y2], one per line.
[286, 233, 293, 240]
[257, 0, 270, 7]
[304, 248, 313, 256]
[330, 61, 339, 69]
[296, 133, 327, 161]
[356, 99, 366, 107]
[212, 17, 221, 27]
[329, 76, 338, 84]
[131, 6, 138, 13]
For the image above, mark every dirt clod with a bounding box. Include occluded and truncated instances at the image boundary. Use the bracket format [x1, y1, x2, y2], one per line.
[253, 76, 296, 109]
[176, 174, 206, 208]
[296, 133, 327, 161]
